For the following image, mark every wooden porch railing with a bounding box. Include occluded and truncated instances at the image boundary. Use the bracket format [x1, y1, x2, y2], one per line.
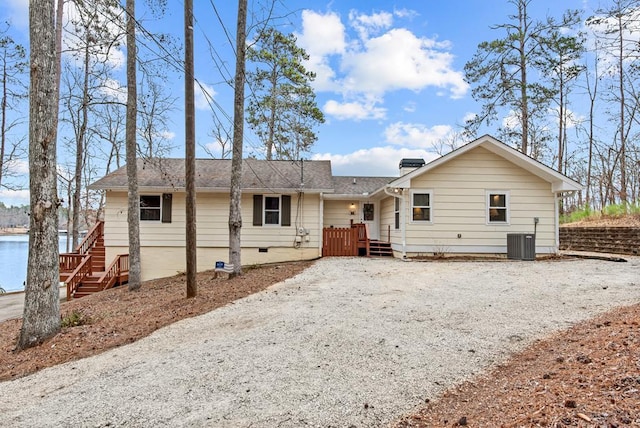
[322, 227, 358, 256]
[75, 220, 104, 255]
[322, 223, 371, 257]
[94, 254, 130, 293]
[353, 222, 370, 256]
[59, 253, 86, 273]
[65, 255, 92, 300]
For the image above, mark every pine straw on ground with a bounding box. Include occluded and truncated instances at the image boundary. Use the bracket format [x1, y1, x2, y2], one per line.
[0, 260, 313, 381]
[1, 258, 639, 427]
[396, 303, 640, 427]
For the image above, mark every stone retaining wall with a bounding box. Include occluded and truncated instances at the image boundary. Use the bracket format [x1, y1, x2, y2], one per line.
[559, 227, 640, 255]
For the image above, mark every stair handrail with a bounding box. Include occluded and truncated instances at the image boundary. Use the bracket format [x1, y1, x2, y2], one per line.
[352, 222, 370, 256]
[74, 220, 104, 255]
[65, 254, 92, 300]
[59, 253, 86, 273]
[95, 254, 130, 292]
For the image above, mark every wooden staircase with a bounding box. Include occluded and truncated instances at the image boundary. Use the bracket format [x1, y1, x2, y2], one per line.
[369, 240, 393, 257]
[59, 221, 129, 300]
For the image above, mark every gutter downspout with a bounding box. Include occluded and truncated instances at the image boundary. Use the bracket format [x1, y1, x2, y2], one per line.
[384, 186, 406, 258]
[319, 193, 324, 258]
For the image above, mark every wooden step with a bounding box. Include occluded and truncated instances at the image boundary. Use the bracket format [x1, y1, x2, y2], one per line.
[369, 241, 393, 257]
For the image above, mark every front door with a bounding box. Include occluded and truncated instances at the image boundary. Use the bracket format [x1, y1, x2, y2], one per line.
[361, 202, 379, 240]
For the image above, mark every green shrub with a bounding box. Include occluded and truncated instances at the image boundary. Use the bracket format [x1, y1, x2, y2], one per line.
[61, 310, 90, 328]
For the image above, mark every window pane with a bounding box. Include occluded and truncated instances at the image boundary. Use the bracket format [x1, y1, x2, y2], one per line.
[140, 195, 161, 208]
[363, 203, 374, 221]
[265, 211, 279, 224]
[489, 194, 506, 208]
[489, 208, 507, 222]
[140, 196, 161, 221]
[412, 207, 430, 221]
[265, 197, 279, 210]
[413, 193, 430, 206]
[140, 208, 161, 221]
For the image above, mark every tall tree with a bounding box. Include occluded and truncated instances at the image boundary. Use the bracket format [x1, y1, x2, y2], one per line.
[228, 0, 248, 277]
[464, 0, 578, 157]
[586, 0, 640, 207]
[246, 27, 324, 160]
[184, 0, 196, 297]
[125, 0, 142, 291]
[18, 0, 61, 349]
[0, 28, 28, 190]
[542, 13, 584, 176]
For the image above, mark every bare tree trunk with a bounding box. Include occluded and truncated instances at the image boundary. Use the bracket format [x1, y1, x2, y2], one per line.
[518, 1, 529, 156]
[72, 40, 91, 249]
[184, 0, 197, 297]
[18, 0, 61, 350]
[616, 13, 627, 206]
[126, 0, 141, 291]
[229, 0, 247, 276]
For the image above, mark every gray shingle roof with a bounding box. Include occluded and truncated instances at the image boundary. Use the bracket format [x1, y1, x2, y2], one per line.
[89, 158, 335, 193]
[331, 176, 395, 196]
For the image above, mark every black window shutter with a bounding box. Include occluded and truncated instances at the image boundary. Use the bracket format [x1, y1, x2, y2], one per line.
[162, 193, 172, 223]
[281, 195, 291, 226]
[253, 194, 263, 226]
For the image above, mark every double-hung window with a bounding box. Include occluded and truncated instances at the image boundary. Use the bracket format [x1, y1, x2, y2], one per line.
[487, 191, 509, 224]
[264, 196, 280, 225]
[253, 194, 291, 227]
[140, 195, 161, 221]
[411, 190, 432, 222]
[140, 194, 172, 222]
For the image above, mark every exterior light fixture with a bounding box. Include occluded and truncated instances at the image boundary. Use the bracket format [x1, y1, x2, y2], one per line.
[349, 203, 356, 215]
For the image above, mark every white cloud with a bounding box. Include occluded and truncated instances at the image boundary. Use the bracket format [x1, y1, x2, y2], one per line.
[384, 122, 453, 148]
[100, 78, 127, 103]
[0, 189, 30, 207]
[348, 10, 393, 40]
[312, 146, 438, 177]
[7, 159, 29, 174]
[296, 10, 347, 92]
[502, 110, 521, 130]
[158, 130, 176, 140]
[341, 28, 467, 97]
[195, 81, 216, 110]
[323, 99, 386, 121]
[298, 9, 468, 109]
[550, 106, 584, 129]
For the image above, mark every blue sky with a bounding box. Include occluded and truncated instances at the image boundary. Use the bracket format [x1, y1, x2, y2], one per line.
[0, 0, 595, 206]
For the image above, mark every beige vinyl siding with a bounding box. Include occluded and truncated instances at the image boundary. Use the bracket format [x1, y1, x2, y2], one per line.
[323, 200, 355, 228]
[379, 196, 398, 242]
[105, 245, 318, 281]
[103, 190, 321, 281]
[398, 146, 556, 255]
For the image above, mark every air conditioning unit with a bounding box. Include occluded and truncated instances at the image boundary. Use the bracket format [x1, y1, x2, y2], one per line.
[507, 233, 536, 261]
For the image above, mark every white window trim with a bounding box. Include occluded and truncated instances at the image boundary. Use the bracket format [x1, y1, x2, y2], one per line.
[486, 190, 510, 225]
[263, 195, 281, 226]
[140, 194, 162, 222]
[410, 189, 433, 224]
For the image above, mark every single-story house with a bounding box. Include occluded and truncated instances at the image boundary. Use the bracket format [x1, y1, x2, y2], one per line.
[89, 135, 583, 281]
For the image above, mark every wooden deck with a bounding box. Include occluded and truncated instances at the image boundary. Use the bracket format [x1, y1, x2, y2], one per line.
[59, 221, 129, 300]
[322, 223, 393, 257]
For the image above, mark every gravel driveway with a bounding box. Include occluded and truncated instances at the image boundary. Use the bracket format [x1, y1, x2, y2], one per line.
[1, 256, 639, 427]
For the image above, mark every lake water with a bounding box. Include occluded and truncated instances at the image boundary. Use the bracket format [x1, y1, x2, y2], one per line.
[0, 235, 69, 292]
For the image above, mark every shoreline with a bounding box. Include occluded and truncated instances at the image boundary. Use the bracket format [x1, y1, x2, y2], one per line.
[0, 228, 29, 236]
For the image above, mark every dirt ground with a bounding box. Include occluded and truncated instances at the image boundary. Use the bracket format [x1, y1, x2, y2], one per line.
[1, 216, 639, 426]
